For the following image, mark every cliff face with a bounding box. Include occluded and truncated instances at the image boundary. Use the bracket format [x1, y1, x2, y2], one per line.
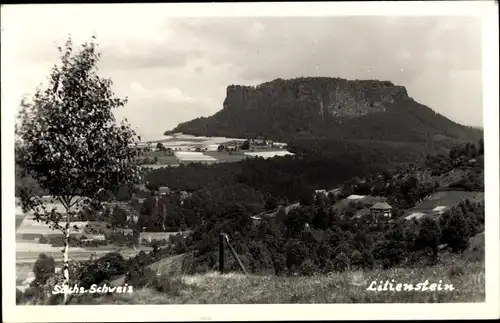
[223, 78, 408, 119]
[166, 77, 481, 142]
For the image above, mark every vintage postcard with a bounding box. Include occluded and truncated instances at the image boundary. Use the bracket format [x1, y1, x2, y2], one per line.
[1, 1, 498, 322]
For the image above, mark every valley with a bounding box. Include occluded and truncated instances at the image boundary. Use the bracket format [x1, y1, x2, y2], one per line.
[15, 77, 486, 305]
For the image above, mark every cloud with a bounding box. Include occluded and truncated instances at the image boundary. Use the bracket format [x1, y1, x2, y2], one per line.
[4, 5, 484, 140]
[159, 87, 196, 103]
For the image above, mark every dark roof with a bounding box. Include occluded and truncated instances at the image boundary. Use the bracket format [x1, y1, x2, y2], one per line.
[159, 186, 171, 192]
[370, 202, 392, 210]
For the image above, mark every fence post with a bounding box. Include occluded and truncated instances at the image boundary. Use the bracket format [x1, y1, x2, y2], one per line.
[224, 234, 249, 275]
[219, 232, 225, 274]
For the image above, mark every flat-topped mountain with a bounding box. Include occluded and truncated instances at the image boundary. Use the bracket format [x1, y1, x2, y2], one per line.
[165, 77, 481, 142]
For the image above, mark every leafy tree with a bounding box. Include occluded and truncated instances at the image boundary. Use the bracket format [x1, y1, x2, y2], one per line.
[265, 197, 278, 211]
[156, 142, 166, 151]
[111, 206, 128, 228]
[115, 185, 132, 202]
[15, 36, 141, 303]
[240, 140, 250, 150]
[415, 217, 442, 259]
[31, 253, 56, 290]
[442, 210, 474, 252]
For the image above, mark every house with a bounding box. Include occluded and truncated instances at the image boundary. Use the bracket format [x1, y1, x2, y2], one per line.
[370, 202, 392, 218]
[314, 189, 328, 196]
[272, 142, 287, 148]
[158, 186, 171, 196]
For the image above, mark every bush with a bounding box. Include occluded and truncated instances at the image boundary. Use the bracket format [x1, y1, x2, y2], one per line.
[333, 252, 350, 272]
[415, 217, 441, 258]
[442, 211, 473, 252]
[31, 253, 55, 289]
[150, 275, 187, 297]
[38, 235, 48, 244]
[125, 265, 156, 288]
[21, 286, 42, 304]
[299, 259, 316, 276]
[448, 263, 465, 278]
[78, 252, 127, 288]
[265, 197, 278, 211]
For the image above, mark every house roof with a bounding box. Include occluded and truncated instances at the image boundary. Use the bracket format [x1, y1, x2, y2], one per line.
[371, 202, 392, 210]
[347, 194, 366, 200]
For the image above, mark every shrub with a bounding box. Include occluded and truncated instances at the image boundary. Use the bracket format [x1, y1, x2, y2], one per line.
[125, 266, 156, 288]
[415, 217, 442, 258]
[299, 258, 316, 276]
[150, 275, 187, 297]
[21, 286, 41, 304]
[448, 263, 465, 278]
[333, 251, 350, 272]
[78, 252, 126, 288]
[442, 211, 473, 252]
[31, 253, 55, 289]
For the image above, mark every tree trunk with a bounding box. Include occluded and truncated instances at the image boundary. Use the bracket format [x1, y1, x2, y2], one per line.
[63, 212, 71, 304]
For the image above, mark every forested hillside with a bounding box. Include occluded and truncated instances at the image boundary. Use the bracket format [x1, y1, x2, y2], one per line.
[166, 77, 482, 143]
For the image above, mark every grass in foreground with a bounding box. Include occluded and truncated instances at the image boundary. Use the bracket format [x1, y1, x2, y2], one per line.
[78, 257, 484, 304]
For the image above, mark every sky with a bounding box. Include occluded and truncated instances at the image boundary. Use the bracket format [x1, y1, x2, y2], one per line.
[3, 4, 484, 141]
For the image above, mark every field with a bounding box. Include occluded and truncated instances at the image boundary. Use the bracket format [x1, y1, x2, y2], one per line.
[15, 202, 152, 288]
[142, 149, 293, 167]
[138, 134, 293, 168]
[405, 190, 484, 219]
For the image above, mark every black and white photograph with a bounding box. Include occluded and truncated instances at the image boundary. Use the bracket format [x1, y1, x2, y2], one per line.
[1, 1, 499, 321]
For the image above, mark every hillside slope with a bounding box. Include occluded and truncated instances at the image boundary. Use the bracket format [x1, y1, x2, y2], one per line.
[166, 77, 482, 143]
[75, 252, 484, 304]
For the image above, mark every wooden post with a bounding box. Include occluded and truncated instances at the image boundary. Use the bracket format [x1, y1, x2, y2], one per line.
[223, 234, 249, 275]
[219, 232, 225, 274]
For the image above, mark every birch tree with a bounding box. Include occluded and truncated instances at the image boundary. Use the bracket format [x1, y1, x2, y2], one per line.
[15, 35, 142, 304]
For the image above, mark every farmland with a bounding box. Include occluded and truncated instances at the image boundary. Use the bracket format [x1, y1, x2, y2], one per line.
[139, 134, 293, 168]
[405, 190, 484, 220]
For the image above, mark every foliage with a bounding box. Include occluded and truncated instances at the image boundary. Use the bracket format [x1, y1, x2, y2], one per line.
[106, 138, 484, 277]
[415, 217, 442, 259]
[15, 35, 142, 300]
[31, 253, 56, 289]
[16, 35, 142, 213]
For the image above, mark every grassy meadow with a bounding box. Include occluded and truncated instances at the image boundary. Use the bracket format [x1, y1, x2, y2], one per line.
[73, 256, 484, 304]
[67, 234, 485, 305]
